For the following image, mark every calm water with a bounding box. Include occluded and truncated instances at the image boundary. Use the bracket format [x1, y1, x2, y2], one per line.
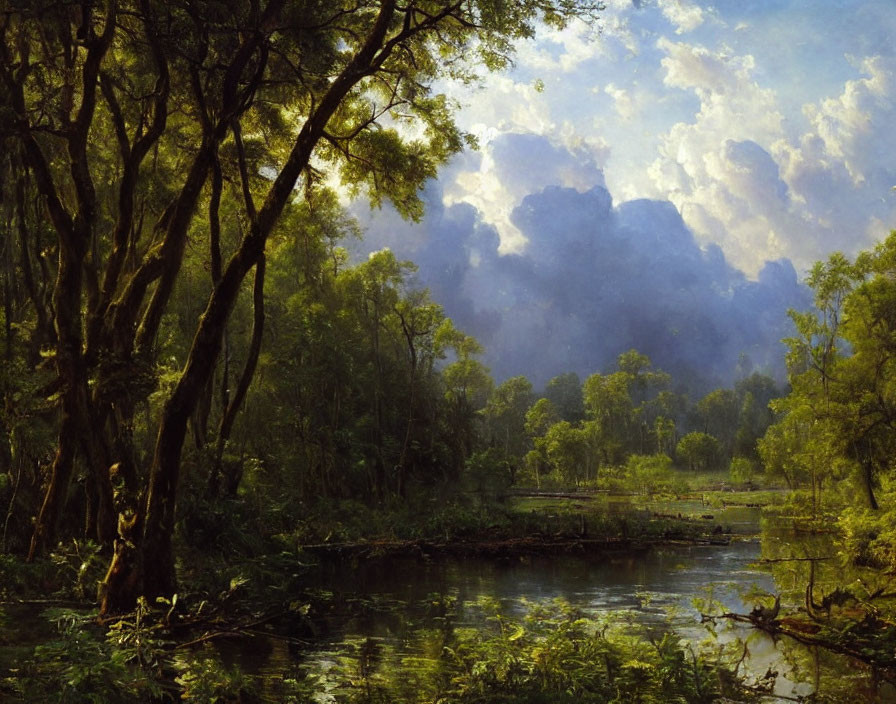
[306, 538, 771, 628]
[247, 504, 892, 703]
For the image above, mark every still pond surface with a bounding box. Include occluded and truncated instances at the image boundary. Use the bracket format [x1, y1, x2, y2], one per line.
[234, 503, 894, 702]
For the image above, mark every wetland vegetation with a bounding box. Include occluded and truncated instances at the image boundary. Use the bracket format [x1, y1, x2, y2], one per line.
[2, 1, 896, 702]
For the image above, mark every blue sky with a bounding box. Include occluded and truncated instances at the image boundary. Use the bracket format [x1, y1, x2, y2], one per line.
[420, 0, 896, 278]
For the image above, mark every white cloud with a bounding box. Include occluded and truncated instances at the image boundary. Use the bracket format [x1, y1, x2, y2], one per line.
[769, 56, 896, 260]
[515, 18, 602, 74]
[657, 0, 705, 34]
[658, 37, 758, 98]
[801, 56, 895, 185]
[442, 134, 608, 254]
[648, 39, 896, 275]
[605, 83, 636, 119]
[447, 73, 555, 138]
[430, 2, 896, 282]
[648, 39, 806, 274]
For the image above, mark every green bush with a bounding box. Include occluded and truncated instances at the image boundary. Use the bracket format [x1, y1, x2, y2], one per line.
[729, 456, 758, 486]
[624, 454, 686, 495]
[286, 598, 764, 703]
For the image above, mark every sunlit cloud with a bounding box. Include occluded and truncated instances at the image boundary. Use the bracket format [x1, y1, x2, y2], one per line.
[354, 0, 896, 378]
[657, 0, 705, 35]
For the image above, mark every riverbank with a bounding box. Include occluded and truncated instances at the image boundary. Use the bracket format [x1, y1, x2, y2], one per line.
[6, 489, 896, 703]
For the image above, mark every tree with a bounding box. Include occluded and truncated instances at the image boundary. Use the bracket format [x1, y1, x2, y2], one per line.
[583, 351, 671, 461]
[483, 376, 534, 468]
[544, 372, 585, 423]
[438, 320, 493, 480]
[733, 373, 782, 460]
[523, 398, 560, 488]
[583, 371, 632, 464]
[759, 235, 896, 511]
[543, 421, 589, 485]
[693, 389, 739, 459]
[775, 247, 879, 508]
[625, 454, 675, 495]
[1, 0, 600, 612]
[675, 432, 720, 472]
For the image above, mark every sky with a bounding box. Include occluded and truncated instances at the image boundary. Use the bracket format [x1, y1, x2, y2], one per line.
[351, 0, 896, 389]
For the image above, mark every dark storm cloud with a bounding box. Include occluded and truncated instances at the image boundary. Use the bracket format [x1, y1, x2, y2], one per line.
[351, 135, 810, 390]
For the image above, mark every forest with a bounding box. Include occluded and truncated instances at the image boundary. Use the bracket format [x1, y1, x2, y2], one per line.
[1, 1, 896, 702]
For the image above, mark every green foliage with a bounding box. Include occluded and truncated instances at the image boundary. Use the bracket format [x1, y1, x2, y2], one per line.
[543, 421, 591, 485]
[837, 499, 896, 570]
[544, 372, 585, 423]
[757, 231, 896, 535]
[676, 433, 721, 472]
[484, 376, 535, 463]
[465, 448, 514, 498]
[624, 454, 682, 495]
[11, 597, 262, 703]
[582, 351, 673, 467]
[0, 542, 107, 601]
[728, 456, 758, 486]
[287, 598, 760, 704]
[174, 650, 256, 703]
[14, 609, 166, 703]
[693, 389, 739, 458]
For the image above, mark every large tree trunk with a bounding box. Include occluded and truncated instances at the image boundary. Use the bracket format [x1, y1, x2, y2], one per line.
[28, 406, 79, 559]
[211, 255, 266, 497]
[101, 0, 404, 611]
[19, 2, 117, 559]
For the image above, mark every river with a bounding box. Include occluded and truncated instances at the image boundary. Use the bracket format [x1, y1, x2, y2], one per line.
[227, 502, 895, 702]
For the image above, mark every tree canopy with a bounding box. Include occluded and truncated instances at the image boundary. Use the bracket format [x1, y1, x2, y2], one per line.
[0, 0, 600, 611]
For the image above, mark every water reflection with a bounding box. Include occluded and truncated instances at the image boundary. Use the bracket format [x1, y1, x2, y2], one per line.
[308, 539, 772, 627]
[235, 507, 895, 702]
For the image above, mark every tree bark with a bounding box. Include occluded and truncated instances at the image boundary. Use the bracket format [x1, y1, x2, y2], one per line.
[136, 0, 401, 601]
[862, 457, 878, 510]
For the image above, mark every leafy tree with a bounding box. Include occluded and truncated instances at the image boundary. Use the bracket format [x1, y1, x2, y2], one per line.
[543, 421, 589, 485]
[693, 389, 739, 459]
[653, 416, 677, 456]
[525, 398, 560, 440]
[544, 372, 585, 423]
[438, 320, 493, 479]
[729, 456, 758, 485]
[758, 235, 896, 517]
[583, 350, 670, 462]
[675, 432, 720, 472]
[733, 373, 782, 460]
[522, 397, 560, 487]
[583, 371, 632, 465]
[0, 0, 600, 611]
[771, 246, 879, 507]
[625, 454, 675, 495]
[483, 376, 534, 472]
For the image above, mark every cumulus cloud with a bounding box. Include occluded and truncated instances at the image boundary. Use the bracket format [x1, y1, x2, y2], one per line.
[515, 17, 602, 73]
[605, 83, 637, 119]
[647, 39, 896, 274]
[803, 56, 894, 185]
[349, 3, 896, 389]
[352, 135, 808, 389]
[441, 133, 608, 253]
[657, 0, 705, 34]
[648, 44, 791, 269]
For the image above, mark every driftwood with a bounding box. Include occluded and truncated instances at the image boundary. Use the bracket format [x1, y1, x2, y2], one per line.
[296, 532, 735, 563]
[173, 610, 302, 650]
[298, 536, 652, 561]
[704, 607, 896, 684]
[502, 490, 604, 500]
